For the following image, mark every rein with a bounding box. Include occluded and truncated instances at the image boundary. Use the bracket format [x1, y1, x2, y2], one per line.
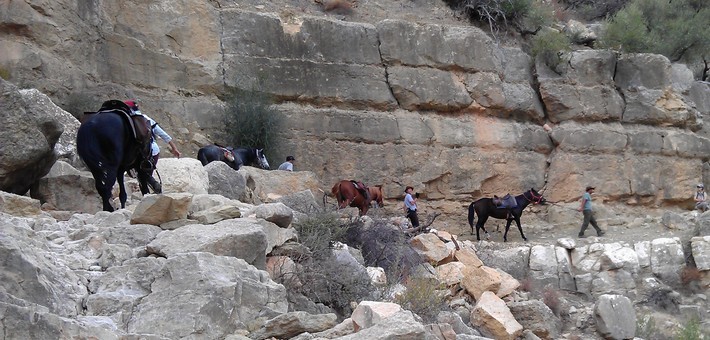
[523, 190, 544, 204]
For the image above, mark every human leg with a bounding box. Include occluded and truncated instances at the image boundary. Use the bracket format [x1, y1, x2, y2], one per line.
[407, 209, 420, 228]
[579, 210, 592, 237]
[589, 211, 604, 236]
[147, 153, 161, 193]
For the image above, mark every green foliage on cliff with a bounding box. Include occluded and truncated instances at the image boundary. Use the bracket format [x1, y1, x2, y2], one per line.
[531, 28, 571, 70]
[600, 0, 709, 69]
[222, 88, 282, 158]
[0, 66, 10, 81]
[560, 0, 631, 21]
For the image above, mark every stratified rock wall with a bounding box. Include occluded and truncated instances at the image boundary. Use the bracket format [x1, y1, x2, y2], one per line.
[1, 4, 709, 230]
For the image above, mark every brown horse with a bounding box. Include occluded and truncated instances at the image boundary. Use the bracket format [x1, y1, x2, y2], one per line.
[368, 185, 384, 208]
[331, 180, 372, 216]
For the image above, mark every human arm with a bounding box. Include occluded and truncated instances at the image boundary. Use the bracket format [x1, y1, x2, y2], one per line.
[167, 140, 181, 158]
[578, 195, 587, 211]
[152, 123, 180, 157]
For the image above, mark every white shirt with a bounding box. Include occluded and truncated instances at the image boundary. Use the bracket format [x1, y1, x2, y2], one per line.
[404, 193, 417, 211]
[278, 162, 293, 171]
[137, 111, 172, 156]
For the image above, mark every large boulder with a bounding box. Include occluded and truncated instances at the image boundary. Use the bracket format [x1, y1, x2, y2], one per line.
[0, 80, 63, 194]
[204, 160, 248, 201]
[594, 294, 636, 339]
[0, 191, 42, 217]
[155, 158, 209, 195]
[146, 219, 268, 269]
[30, 161, 100, 213]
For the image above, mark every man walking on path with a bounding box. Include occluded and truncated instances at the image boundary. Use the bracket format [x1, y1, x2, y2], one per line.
[578, 186, 605, 238]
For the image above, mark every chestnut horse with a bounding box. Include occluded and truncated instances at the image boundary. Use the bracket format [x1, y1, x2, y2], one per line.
[331, 180, 372, 216]
[368, 185, 384, 208]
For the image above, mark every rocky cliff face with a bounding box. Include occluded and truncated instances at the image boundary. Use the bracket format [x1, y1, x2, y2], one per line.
[2, 1, 709, 231]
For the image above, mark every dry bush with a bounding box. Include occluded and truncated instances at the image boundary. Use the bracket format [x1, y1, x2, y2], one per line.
[323, 0, 353, 14]
[518, 277, 534, 292]
[343, 218, 425, 282]
[289, 213, 372, 316]
[542, 285, 562, 316]
[680, 266, 702, 285]
[393, 277, 448, 323]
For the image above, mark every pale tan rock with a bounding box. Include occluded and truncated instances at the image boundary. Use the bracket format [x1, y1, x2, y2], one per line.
[496, 269, 521, 298]
[436, 261, 466, 287]
[454, 248, 484, 268]
[130, 193, 193, 225]
[0, 191, 42, 217]
[470, 291, 523, 340]
[351, 301, 402, 331]
[461, 265, 502, 301]
[410, 233, 454, 265]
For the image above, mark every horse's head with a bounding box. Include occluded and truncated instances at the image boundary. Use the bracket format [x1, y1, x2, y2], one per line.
[526, 188, 546, 205]
[256, 149, 270, 170]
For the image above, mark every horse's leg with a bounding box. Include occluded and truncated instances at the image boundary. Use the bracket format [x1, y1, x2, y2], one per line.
[93, 168, 116, 212]
[116, 171, 128, 209]
[503, 219, 513, 242]
[515, 216, 527, 241]
[476, 216, 490, 241]
[136, 168, 150, 195]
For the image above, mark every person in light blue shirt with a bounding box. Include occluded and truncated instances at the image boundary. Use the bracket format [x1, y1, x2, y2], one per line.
[578, 186, 605, 238]
[404, 186, 419, 229]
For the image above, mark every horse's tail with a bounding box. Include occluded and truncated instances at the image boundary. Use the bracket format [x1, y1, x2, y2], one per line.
[467, 202, 476, 234]
[197, 147, 208, 166]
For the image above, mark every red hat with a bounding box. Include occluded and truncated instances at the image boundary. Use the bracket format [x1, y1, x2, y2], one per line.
[124, 100, 138, 110]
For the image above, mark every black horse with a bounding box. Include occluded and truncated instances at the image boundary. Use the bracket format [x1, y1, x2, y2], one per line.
[197, 144, 270, 170]
[467, 188, 546, 242]
[76, 100, 153, 212]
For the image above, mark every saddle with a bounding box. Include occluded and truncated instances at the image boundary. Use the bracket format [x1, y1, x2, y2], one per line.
[92, 100, 152, 146]
[493, 194, 517, 209]
[350, 180, 371, 201]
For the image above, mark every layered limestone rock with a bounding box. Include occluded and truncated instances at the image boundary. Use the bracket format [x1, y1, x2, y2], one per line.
[1, 4, 709, 233]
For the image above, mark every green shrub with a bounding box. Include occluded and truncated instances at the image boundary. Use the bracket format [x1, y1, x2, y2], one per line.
[221, 88, 282, 160]
[394, 277, 448, 323]
[294, 212, 350, 260]
[636, 314, 659, 340]
[531, 28, 571, 71]
[600, 0, 709, 70]
[598, 3, 652, 52]
[561, 0, 631, 20]
[0, 66, 10, 81]
[675, 317, 706, 340]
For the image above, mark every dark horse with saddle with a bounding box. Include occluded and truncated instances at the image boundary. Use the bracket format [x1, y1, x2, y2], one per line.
[197, 144, 270, 170]
[468, 188, 546, 242]
[76, 100, 154, 211]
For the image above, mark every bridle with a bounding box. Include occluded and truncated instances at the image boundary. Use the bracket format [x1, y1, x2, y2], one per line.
[256, 149, 269, 169]
[523, 190, 545, 204]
